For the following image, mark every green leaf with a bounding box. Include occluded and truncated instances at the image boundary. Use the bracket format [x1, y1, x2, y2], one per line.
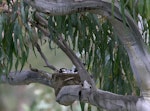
[146, 0, 150, 20]
[20, 51, 27, 71]
[80, 102, 85, 111]
[0, 14, 4, 43]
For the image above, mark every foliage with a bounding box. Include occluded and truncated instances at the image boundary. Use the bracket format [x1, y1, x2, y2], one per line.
[0, 0, 31, 74]
[122, 0, 150, 46]
[0, 0, 150, 110]
[47, 13, 137, 95]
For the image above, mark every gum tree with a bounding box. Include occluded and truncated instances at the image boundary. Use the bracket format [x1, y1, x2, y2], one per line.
[0, 0, 150, 111]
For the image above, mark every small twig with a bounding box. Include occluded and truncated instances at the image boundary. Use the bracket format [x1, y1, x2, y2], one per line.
[35, 43, 59, 72]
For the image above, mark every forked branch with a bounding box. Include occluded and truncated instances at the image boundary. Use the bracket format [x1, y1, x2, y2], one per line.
[35, 43, 59, 72]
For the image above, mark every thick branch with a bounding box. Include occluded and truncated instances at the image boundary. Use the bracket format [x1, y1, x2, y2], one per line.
[56, 82, 139, 111]
[0, 70, 81, 95]
[24, 0, 101, 15]
[3, 69, 138, 111]
[0, 70, 52, 86]
[0, 70, 140, 110]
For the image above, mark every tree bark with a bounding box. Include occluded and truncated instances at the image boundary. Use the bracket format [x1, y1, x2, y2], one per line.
[0, 70, 139, 111]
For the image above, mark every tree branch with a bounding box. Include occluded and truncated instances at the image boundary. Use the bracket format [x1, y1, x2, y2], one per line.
[56, 81, 139, 111]
[35, 43, 59, 72]
[0, 69, 140, 110]
[0, 69, 81, 95]
[0, 70, 52, 86]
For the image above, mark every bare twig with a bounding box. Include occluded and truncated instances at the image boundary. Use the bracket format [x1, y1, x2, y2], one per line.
[35, 42, 59, 72]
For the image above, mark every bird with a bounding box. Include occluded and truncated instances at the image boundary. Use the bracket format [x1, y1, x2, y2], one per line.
[59, 67, 78, 74]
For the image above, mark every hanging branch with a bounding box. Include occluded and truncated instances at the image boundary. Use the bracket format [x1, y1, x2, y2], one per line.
[35, 42, 59, 72]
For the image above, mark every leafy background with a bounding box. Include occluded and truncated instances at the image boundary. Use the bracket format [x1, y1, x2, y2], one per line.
[0, 0, 150, 111]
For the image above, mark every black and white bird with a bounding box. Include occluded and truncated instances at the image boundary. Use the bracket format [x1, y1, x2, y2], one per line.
[59, 67, 78, 74]
[59, 63, 86, 74]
